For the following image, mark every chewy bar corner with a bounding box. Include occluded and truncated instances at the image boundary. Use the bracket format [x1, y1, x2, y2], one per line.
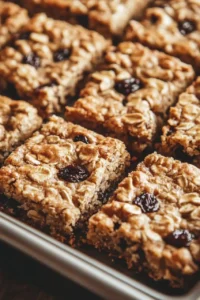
[0, 12, 108, 118]
[161, 77, 200, 166]
[125, 0, 200, 70]
[66, 42, 194, 155]
[0, 115, 130, 243]
[0, 95, 42, 164]
[16, 0, 151, 38]
[0, 1, 29, 49]
[87, 153, 200, 288]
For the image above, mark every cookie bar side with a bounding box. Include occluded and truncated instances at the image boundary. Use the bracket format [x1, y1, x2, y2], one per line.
[0, 95, 42, 164]
[0, 116, 130, 242]
[87, 153, 200, 287]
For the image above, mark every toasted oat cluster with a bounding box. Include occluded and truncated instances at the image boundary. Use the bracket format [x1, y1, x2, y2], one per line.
[15, 0, 151, 38]
[0, 13, 108, 118]
[125, 0, 200, 70]
[0, 95, 42, 164]
[87, 153, 200, 287]
[161, 77, 200, 166]
[66, 42, 194, 154]
[0, 1, 29, 48]
[0, 116, 130, 241]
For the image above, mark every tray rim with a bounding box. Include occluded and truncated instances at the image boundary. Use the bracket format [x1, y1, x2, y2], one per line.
[1, 212, 200, 300]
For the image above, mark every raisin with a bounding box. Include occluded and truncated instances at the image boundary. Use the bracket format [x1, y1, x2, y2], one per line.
[54, 48, 71, 62]
[133, 193, 159, 213]
[119, 238, 128, 250]
[150, 15, 158, 24]
[22, 53, 40, 68]
[114, 222, 121, 230]
[164, 229, 194, 248]
[178, 20, 196, 35]
[122, 99, 128, 106]
[166, 128, 174, 136]
[73, 135, 89, 144]
[58, 165, 90, 183]
[115, 77, 143, 96]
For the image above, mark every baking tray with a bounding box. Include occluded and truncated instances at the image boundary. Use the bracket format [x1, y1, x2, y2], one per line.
[1, 212, 200, 300]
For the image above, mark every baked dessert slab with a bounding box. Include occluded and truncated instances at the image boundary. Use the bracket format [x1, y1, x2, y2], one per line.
[0, 13, 108, 118]
[0, 95, 42, 164]
[0, 1, 29, 48]
[15, 0, 151, 38]
[0, 115, 130, 242]
[87, 153, 200, 287]
[66, 42, 194, 154]
[161, 77, 200, 165]
[125, 0, 200, 70]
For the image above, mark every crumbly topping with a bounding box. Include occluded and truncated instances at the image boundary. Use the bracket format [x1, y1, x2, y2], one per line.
[66, 42, 194, 153]
[18, 0, 150, 37]
[0, 13, 108, 117]
[0, 1, 29, 48]
[88, 153, 200, 286]
[0, 95, 42, 164]
[125, 0, 200, 69]
[161, 77, 200, 159]
[0, 115, 130, 234]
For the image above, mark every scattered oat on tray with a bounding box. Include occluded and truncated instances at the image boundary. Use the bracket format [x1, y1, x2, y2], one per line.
[66, 42, 194, 154]
[87, 153, 200, 287]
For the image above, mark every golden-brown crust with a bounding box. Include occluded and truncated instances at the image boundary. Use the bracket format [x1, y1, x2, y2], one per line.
[0, 13, 108, 118]
[0, 95, 42, 164]
[87, 153, 200, 287]
[0, 1, 29, 48]
[161, 77, 200, 164]
[66, 42, 194, 153]
[125, 0, 200, 70]
[0, 115, 130, 237]
[17, 0, 151, 37]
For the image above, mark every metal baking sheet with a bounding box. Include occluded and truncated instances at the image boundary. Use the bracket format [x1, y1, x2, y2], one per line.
[1, 212, 200, 300]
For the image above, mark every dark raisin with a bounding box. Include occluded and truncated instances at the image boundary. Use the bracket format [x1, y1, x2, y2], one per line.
[119, 238, 128, 250]
[22, 53, 40, 68]
[18, 31, 31, 40]
[178, 20, 196, 35]
[122, 99, 128, 106]
[73, 135, 89, 144]
[175, 146, 193, 163]
[134, 193, 159, 213]
[166, 128, 174, 136]
[150, 15, 158, 24]
[76, 15, 89, 27]
[114, 222, 121, 230]
[164, 229, 194, 248]
[53, 48, 71, 62]
[115, 77, 143, 96]
[35, 82, 57, 92]
[58, 165, 90, 183]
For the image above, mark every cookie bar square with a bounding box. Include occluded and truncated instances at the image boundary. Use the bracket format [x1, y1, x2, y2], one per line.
[0, 13, 108, 118]
[16, 0, 151, 38]
[161, 77, 200, 165]
[0, 1, 29, 48]
[87, 153, 200, 287]
[0, 95, 42, 164]
[66, 42, 194, 154]
[0, 115, 130, 241]
[125, 0, 200, 70]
